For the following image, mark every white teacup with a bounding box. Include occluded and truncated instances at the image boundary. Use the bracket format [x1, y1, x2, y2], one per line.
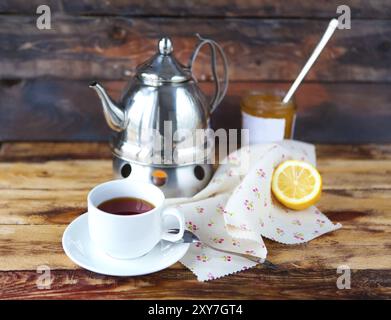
[88, 179, 185, 259]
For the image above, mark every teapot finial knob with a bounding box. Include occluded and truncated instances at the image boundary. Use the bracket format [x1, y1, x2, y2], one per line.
[158, 37, 173, 55]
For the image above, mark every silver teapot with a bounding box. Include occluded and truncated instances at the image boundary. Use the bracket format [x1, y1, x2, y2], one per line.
[90, 35, 228, 197]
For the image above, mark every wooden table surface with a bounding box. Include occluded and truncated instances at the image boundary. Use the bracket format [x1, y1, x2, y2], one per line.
[0, 142, 390, 299]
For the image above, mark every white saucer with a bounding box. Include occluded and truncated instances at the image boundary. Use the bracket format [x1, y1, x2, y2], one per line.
[62, 213, 190, 276]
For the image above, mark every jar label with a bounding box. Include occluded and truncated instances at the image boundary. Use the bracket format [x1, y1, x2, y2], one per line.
[242, 112, 286, 144]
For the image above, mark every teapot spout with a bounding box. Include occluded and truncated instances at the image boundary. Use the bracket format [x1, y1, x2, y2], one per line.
[89, 81, 125, 132]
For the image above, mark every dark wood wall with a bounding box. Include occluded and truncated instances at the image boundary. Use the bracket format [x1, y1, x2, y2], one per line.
[0, 0, 390, 143]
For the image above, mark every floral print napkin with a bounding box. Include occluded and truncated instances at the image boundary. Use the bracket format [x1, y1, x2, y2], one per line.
[166, 140, 342, 281]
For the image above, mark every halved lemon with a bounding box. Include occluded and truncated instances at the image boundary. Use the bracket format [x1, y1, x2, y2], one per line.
[271, 160, 322, 210]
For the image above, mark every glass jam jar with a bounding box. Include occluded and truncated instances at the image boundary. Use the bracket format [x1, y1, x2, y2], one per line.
[240, 90, 297, 145]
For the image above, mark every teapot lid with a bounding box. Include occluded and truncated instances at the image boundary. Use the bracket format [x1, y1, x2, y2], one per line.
[136, 37, 191, 85]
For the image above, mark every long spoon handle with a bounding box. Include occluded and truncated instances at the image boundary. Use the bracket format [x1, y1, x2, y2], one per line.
[282, 19, 339, 104]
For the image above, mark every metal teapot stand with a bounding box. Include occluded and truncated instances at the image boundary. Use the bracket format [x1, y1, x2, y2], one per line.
[113, 156, 213, 198]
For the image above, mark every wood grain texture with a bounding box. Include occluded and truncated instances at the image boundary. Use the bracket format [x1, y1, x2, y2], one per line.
[2, 142, 391, 161]
[1, 80, 391, 143]
[1, 269, 390, 300]
[0, 16, 388, 82]
[0, 142, 390, 299]
[316, 144, 391, 160]
[0, 149, 390, 229]
[0, 142, 112, 161]
[0, 210, 390, 270]
[1, 0, 390, 19]
[0, 158, 390, 193]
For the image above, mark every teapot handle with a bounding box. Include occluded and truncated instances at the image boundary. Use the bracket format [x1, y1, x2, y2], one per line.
[188, 34, 229, 113]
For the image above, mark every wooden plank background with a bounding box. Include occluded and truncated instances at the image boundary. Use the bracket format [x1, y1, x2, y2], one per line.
[0, 1, 390, 142]
[1, 0, 390, 18]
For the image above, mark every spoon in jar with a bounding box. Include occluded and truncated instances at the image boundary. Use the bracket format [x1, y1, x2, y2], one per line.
[282, 18, 339, 104]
